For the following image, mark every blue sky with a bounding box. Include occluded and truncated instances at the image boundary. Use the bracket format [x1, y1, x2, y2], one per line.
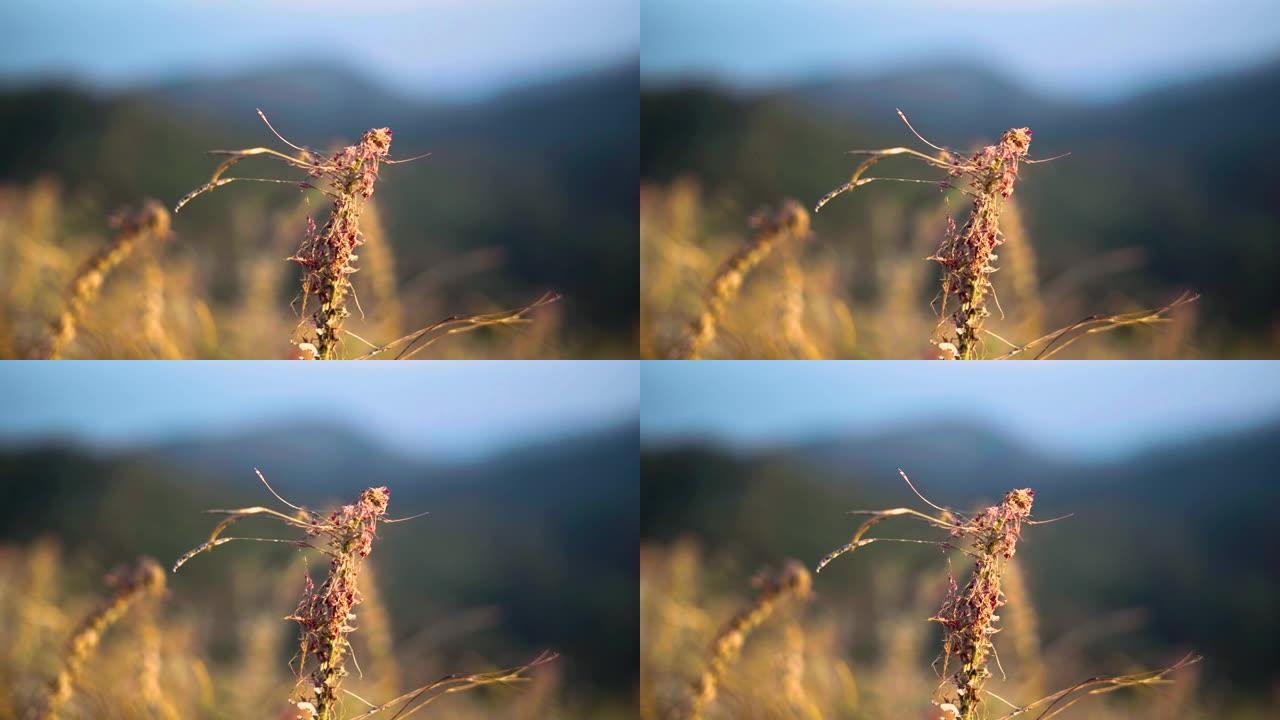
[642, 362, 1280, 459]
[643, 0, 1280, 99]
[0, 0, 638, 99]
[0, 361, 638, 460]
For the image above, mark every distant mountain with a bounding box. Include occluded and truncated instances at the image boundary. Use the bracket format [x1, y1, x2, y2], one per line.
[149, 421, 436, 499]
[783, 60, 1073, 141]
[146, 60, 432, 139]
[150, 419, 638, 499]
[793, 420, 1061, 496]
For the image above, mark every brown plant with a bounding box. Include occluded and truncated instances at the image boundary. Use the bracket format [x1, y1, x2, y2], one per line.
[817, 470, 1199, 720]
[176, 110, 557, 359]
[40, 201, 171, 359]
[816, 110, 1195, 359]
[173, 469, 551, 720]
[38, 557, 167, 720]
[686, 559, 812, 720]
[679, 200, 811, 359]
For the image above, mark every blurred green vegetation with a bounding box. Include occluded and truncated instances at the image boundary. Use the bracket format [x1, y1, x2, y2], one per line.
[641, 416, 1280, 708]
[0, 422, 638, 717]
[641, 60, 1280, 356]
[0, 60, 638, 357]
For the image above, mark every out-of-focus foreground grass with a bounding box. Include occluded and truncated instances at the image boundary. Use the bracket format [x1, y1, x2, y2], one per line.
[641, 539, 1267, 720]
[641, 179, 1199, 360]
[0, 180, 563, 359]
[0, 537, 574, 719]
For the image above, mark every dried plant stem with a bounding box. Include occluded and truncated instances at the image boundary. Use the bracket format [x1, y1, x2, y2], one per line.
[291, 488, 389, 720]
[290, 127, 391, 359]
[40, 201, 170, 359]
[686, 560, 812, 720]
[927, 127, 1032, 359]
[39, 557, 167, 720]
[933, 488, 1035, 720]
[680, 200, 811, 359]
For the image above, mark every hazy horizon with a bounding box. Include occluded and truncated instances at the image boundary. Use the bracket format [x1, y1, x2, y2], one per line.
[1, 362, 639, 461]
[642, 363, 1280, 459]
[0, 0, 638, 101]
[642, 0, 1280, 100]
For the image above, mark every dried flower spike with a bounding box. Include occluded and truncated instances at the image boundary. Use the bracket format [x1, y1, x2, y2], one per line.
[39, 557, 167, 720]
[680, 199, 811, 359]
[930, 128, 1033, 359]
[686, 559, 812, 720]
[289, 128, 393, 359]
[930, 487, 1034, 719]
[40, 200, 171, 359]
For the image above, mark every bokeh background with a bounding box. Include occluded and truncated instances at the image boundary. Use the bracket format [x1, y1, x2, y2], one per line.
[641, 0, 1280, 358]
[0, 361, 639, 718]
[641, 362, 1280, 718]
[0, 0, 639, 358]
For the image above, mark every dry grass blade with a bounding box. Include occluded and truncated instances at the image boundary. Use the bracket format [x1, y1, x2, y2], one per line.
[988, 291, 1199, 359]
[815, 507, 961, 574]
[344, 650, 559, 720]
[814, 147, 955, 213]
[991, 653, 1202, 720]
[172, 502, 327, 573]
[350, 291, 560, 360]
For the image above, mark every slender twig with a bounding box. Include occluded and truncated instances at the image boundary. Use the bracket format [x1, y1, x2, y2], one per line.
[349, 291, 561, 360]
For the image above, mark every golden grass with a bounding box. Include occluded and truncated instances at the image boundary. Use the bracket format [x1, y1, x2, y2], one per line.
[0, 474, 575, 718]
[641, 538, 1225, 720]
[0, 178, 563, 359]
[641, 178, 1201, 359]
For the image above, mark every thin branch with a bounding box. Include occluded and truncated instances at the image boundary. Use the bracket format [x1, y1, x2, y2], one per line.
[172, 537, 313, 572]
[896, 108, 950, 153]
[255, 467, 305, 512]
[990, 653, 1201, 720]
[175, 177, 319, 213]
[898, 468, 950, 515]
[350, 292, 560, 360]
[1023, 152, 1072, 164]
[817, 506, 961, 573]
[344, 651, 558, 720]
[989, 291, 1199, 360]
[383, 151, 433, 165]
[383, 510, 431, 524]
[256, 108, 310, 154]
